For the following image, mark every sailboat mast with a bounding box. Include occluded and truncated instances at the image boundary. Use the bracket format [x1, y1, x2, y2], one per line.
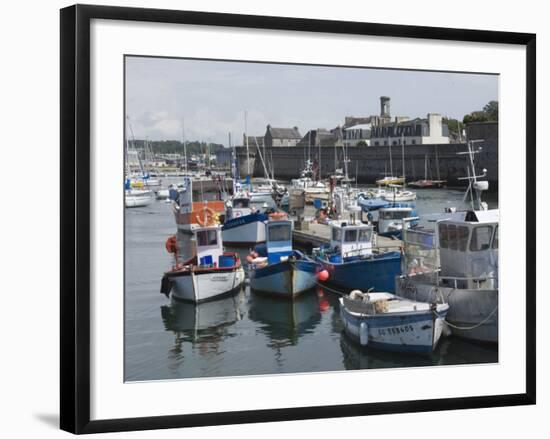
[244, 111, 250, 177]
[182, 118, 188, 175]
[401, 133, 405, 184]
[388, 136, 393, 176]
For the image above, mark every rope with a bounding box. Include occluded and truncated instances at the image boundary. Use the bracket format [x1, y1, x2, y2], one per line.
[433, 305, 498, 331]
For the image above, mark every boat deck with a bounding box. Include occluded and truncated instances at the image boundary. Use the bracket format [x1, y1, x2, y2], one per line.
[292, 207, 402, 252]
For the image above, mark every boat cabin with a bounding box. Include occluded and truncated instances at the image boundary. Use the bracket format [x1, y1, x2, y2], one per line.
[226, 195, 253, 219]
[191, 225, 227, 268]
[437, 210, 498, 289]
[265, 219, 294, 264]
[329, 221, 374, 262]
[378, 206, 417, 234]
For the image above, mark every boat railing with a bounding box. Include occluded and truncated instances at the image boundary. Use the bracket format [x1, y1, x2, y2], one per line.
[436, 274, 498, 289]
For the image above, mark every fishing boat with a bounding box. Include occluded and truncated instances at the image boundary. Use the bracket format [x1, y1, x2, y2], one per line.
[291, 159, 329, 203]
[248, 214, 318, 298]
[172, 177, 228, 235]
[395, 140, 498, 343]
[222, 194, 268, 246]
[377, 205, 419, 238]
[339, 290, 449, 354]
[313, 209, 402, 293]
[357, 193, 390, 211]
[160, 224, 245, 303]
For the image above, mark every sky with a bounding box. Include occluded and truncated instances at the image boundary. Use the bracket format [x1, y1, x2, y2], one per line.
[125, 56, 498, 146]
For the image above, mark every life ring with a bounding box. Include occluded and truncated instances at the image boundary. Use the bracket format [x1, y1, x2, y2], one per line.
[269, 212, 287, 220]
[196, 207, 215, 226]
[165, 235, 178, 253]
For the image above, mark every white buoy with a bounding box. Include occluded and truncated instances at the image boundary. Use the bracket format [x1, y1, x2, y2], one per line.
[359, 322, 369, 346]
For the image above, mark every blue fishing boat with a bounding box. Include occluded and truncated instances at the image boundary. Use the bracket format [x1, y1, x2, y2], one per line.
[340, 290, 449, 354]
[313, 218, 401, 293]
[248, 214, 318, 298]
[357, 195, 390, 211]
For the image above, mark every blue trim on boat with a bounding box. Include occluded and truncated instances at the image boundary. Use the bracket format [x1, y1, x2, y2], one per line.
[222, 212, 268, 231]
[316, 251, 401, 293]
[342, 308, 436, 327]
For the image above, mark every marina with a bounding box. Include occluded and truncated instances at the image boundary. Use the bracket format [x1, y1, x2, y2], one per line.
[125, 174, 498, 381]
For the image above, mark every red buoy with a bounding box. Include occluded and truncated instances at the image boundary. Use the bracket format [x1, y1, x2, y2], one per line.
[317, 269, 329, 282]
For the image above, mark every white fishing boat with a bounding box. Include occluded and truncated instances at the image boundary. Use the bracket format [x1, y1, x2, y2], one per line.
[340, 290, 449, 354]
[395, 140, 498, 343]
[222, 194, 268, 246]
[160, 225, 245, 303]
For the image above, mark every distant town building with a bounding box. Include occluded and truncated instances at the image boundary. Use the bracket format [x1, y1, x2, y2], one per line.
[343, 123, 372, 147]
[243, 135, 264, 148]
[264, 125, 302, 147]
[370, 113, 450, 146]
[297, 128, 343, 147]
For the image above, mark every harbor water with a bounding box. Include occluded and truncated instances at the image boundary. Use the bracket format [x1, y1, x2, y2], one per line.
[125, 183, 498, 381]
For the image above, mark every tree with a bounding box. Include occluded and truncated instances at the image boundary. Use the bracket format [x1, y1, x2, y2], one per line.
[356, 140, 368, 147]
[462, 100, 498, 124]
[483, 101, 499, 121]
[443, 117, 463, 135]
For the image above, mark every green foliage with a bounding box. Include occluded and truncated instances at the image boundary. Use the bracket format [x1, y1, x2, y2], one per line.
[443, 117, 463, 135]
[463, 100, 498, 124]
[483, 101, 499, 121]
[131, 139, 225, 155]
[356, 140, 368, 147]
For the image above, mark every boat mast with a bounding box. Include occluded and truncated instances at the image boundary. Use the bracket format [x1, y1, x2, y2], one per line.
[388, 136, 393, 177]
[244, 110, 250, 177]
[401, 133, 405, 185]
[182, 118, 188, 175]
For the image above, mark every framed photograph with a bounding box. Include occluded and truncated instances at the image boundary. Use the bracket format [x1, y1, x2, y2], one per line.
[60, 4, 536, 434]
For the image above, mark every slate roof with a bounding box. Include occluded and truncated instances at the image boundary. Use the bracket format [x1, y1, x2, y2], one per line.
[266, 125, 302, 139]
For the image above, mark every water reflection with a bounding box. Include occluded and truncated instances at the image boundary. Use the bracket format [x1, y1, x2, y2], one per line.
[339, 330, 498, 370]
[248, 289, 322, 348]
[160, 290, 245, 358]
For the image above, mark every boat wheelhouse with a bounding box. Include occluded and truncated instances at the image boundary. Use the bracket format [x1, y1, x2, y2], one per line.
[248, 216, 318, 298]
[377, 205, 418, 238]
[222, 194, 268, 246]
[161, 224, 245, 303]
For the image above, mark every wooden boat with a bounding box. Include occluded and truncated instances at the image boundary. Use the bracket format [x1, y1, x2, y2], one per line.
[340, 290, 449, 354]
[248, 215, 318, 298]
[160, 225, 245, 303]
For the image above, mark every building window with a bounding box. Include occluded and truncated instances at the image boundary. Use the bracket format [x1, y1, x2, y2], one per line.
[412, 140, 416, 145]
[384, 141, 387, 146]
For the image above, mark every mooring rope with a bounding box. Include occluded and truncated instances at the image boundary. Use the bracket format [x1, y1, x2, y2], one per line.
[433, 305, 498, 331]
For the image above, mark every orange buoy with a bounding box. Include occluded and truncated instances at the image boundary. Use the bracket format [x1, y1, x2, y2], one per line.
[317, 269, 329, 282]
[165, 235, 178, 253]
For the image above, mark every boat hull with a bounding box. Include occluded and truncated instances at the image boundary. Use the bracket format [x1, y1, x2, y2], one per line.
[395, 274, 498, 343]
[317, 252, 402, 293]
[125, 190, 154, 207]
[340, 298, 447, 354]
[222, 213, 267, 246]
[163, 266, 245, 303]
[249, 259, 317, 298]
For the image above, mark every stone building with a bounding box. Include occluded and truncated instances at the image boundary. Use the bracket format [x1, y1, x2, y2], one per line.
[297, 128, 343, 147]
[370, 113, 450, 146]
[264, 125, 302, 147]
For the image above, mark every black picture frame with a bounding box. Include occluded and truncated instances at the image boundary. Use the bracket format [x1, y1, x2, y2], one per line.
[60, 4, 536, 434]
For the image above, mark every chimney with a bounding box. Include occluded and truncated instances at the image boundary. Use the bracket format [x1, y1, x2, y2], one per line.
[380, 96, 390, 117]
[427, 113, 442, 138]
